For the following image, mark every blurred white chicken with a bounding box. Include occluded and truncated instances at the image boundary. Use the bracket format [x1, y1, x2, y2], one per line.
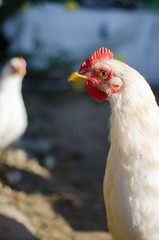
[68, 47, 159, 240]
[0, 57, 28, 148]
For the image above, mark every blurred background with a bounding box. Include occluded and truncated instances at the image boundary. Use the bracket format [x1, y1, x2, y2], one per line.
[0, 1, 159, 240]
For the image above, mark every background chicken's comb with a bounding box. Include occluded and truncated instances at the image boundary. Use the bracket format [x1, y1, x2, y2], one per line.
[81, 47, 113, 68]
[18, 56, 25, 68]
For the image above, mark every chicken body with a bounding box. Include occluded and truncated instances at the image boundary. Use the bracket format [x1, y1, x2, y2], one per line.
[68, 48, 159, 240]
[0, 57, 27, 148]
[103, 60, 159, 240]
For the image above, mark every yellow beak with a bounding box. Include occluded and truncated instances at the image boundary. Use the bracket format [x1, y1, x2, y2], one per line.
[68, 71, 90, 83]
[19, 68, 26, 76]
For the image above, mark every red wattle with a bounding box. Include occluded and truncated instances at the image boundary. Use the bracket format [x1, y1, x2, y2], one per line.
[85, 81, 108, 102]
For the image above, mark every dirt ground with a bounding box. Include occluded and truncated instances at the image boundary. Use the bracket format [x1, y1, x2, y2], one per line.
[0, 90, 112, 240]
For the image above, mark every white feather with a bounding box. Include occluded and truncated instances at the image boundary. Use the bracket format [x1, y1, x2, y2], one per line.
[103, 59, 159, 240]
[0, 58, 27, 148]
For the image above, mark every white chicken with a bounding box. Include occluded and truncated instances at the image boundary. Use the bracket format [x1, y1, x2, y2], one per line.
[68, 47, 159, 240]
[0, 57, 28, 148]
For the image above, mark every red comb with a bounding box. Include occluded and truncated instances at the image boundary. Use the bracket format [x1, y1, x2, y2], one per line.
[18, 56, 25, 68]
[81, 47, 113, 68]
[18, 56, 24, 63]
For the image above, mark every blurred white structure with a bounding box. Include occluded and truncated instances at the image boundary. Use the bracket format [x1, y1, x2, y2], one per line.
[2, 2, 159, 83]
[0, 57, 28, 148]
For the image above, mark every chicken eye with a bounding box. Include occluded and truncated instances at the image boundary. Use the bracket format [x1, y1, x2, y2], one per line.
[98, 70, 109, 78]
